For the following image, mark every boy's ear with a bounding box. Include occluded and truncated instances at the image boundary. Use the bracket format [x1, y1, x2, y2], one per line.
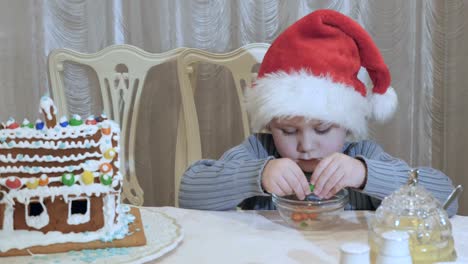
[345, 129, 360, 142]
[260, 122, 272, 133]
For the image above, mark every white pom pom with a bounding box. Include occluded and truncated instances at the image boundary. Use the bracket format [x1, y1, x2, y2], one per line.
[371, 87, 398, 122]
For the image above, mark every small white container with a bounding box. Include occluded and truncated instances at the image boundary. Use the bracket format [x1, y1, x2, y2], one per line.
[339, 242, 370, 264]
[376, 230, 412, 264]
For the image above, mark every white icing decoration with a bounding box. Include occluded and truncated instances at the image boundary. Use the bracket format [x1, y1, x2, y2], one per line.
[108, 150, 115, 157]
[2, 200, 14, 232]
[0, 125, 99, 141]
[112, 172, 123, 188]
[72, 114, 82, 121]
[0, 152, 101, 163]
[83, 159, 101, 172]
[24, 199, 49, 229]
[39, 96, 57, 121]
[5, 118, 15, 127]
[0, 139, 101, 150]
[67, 197, 90, 225]
[7, 176, 16, 182]
[59, 116, 68, 123]
[22, 119, 30, 125]
[0, 115, 126, 252]
[0, 164, 84, 174]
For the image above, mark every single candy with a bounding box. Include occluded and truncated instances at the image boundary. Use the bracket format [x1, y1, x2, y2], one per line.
[103, 148, 116, 160]
[309, 184, 315, 192]
[5, 176, 22, 189]
[35, 119, 45, 130]
[81, 170, 95, 185]
[21, 118, 34, 128]
[99, 163, 112, 174]
[95, 115, 104, 123]
[101, 123, 111, 135]
[6, 118, 19, 129]
[85, 115, 97, 125]
[26, 178, 39, 189]
[291, 212, 303, 222]
[305, 193, 322, 202]
[59, 116, 69, 127]
[62, 173, 75, 186]
[39, 174, 49, 186]
[69, 114, 83, 126]
[100, 174, 112, 186]
[7, 122, 19, 129]
[8, 123, 19, 129]
[308, 213, 317, 220]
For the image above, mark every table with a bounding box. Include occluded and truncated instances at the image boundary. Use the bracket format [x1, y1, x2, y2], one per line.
[4, 207, 467, 263]
[148, 207, 468, 264]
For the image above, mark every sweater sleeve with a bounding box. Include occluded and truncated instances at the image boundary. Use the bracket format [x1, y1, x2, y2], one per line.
[349, 140, 459, 217]
[178, 135, 273, 210]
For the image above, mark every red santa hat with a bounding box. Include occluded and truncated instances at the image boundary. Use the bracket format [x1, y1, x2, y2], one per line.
[246, 9, 397, 138]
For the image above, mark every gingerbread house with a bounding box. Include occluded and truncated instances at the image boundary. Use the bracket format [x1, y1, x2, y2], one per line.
[0, 96, 132, 252]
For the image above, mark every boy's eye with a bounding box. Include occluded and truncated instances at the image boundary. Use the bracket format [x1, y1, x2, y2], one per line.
[315, 126, 332, 135]
[281, 129, 297, 135]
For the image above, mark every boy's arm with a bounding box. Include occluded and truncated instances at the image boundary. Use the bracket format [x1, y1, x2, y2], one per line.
[349, 140, 458, 217]
[178, 135, 273, 210]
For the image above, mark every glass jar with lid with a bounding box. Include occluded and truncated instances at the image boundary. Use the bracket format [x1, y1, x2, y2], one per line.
[368, 169, 456, 263]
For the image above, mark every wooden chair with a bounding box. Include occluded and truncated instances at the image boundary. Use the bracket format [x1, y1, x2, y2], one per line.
[175, 43, 270, 206]
[48, 45, 186, 206]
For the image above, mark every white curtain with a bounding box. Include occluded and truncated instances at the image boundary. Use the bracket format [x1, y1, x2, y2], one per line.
[0, 0, 467, 215]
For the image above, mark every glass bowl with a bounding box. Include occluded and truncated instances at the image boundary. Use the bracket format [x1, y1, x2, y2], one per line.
[272, 189, 348, 230]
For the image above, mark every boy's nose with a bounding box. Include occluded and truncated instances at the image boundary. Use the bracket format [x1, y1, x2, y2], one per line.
[297, 135, 314, 153]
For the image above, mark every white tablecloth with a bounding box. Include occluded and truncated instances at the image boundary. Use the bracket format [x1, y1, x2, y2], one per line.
[148, 207, 468, 264]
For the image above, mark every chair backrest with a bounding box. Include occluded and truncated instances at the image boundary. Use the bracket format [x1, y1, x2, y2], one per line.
[175, 43, 270, 206]
[48, 44, 186, 206]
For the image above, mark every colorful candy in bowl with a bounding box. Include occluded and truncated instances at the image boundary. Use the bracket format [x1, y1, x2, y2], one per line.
[272, 189, 349, 229]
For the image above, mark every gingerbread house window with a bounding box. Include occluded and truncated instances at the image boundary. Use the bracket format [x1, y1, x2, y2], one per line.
[25, 200, 49, 229]
[28, 202, 44, 217]
[68, 197, 90, 225]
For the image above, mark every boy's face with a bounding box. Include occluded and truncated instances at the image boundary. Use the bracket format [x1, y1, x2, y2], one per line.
[269, 116, 347, 172]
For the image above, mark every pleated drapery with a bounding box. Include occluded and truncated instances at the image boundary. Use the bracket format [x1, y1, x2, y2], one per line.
[0, 0, 466, 215]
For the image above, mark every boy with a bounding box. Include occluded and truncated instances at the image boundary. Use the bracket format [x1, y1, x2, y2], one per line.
[178, 9, 458, 216]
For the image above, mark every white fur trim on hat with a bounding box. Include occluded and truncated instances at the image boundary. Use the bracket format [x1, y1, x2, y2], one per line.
[370, 87, 398, 122]
[246, 70, 371, 138]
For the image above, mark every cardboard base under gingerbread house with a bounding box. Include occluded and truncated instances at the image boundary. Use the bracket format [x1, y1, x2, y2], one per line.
[0, 207, 146, 257]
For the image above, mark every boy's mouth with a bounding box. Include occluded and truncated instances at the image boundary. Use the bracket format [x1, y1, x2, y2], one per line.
[297, 158, 322, 163]
[296, 158, 321, 172]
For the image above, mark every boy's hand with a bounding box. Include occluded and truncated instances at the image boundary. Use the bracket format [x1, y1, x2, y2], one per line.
[310, 153, 367, 199]
[261, 158, 311, 200]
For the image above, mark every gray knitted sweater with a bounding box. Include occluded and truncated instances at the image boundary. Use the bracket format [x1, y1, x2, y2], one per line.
[179, 134, 458, 216]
